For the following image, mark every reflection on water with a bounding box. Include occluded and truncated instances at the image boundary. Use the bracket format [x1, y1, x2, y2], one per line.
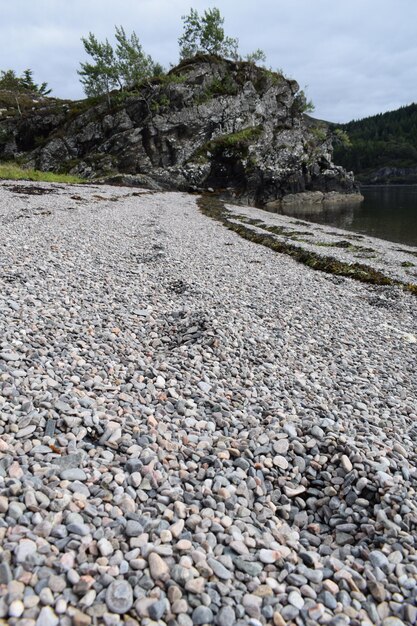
[275, 186, 417, 247]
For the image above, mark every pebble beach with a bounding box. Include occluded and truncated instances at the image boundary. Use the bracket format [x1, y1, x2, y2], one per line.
[0, 180, 416, 626]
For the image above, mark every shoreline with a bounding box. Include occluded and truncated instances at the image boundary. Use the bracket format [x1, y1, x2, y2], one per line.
[198, 192, 417, 292]
[0, 180, 416, 626]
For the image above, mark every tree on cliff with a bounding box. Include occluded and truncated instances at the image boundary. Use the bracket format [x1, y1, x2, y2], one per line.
[78, 27, 159, 103]
[178, 8, 266, 66]
[178, 8, 239, 60]
[0, 69, 51, 95]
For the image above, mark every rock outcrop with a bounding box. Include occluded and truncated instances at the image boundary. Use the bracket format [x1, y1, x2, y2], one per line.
[0, 55, 360, 205]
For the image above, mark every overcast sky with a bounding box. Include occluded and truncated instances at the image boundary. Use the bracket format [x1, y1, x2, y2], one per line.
[1, 0, 416, 123]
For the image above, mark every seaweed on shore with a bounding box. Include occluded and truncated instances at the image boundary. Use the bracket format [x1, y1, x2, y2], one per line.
[198, 193, 417, 295]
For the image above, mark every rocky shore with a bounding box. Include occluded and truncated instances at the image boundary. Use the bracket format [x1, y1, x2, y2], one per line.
[0, 181, 416, 626]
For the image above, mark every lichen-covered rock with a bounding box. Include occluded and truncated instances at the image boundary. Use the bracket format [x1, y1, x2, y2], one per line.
[0, 55, 359, 205]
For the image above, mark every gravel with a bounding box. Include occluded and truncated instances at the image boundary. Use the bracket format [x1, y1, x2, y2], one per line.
[0, 180, 416, 625]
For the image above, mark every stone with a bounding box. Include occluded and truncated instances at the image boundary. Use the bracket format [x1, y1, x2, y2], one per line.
[67, 523, 90, 536]
[98, 538, 114, 557]
[148, 599, 166, 620]
[0, 496, 9, 513]
[233, 557, 263, 576]
[340, 455, 353, 472]
[242, 593, 262, 617]
[16, 539, 37, 563]
[148, 552, 170, 580]
[369, 550, 390, 571]
[73, 612, 92, 626]
[216, 605, 236, 626]
[198, 381, 212, 394]
[368, 581, 386, 602]
[207, 558, 233, 580]
[0, 562, 12, 584]
[273, 613, 286, 626]
[125, 520, 143, 537]
[273, 455, 289, 470]
[105, 580, 133, 614]
[155, 376, 166, 389]
[288, 591, 304, 610]
[60, 468, 87, 481]
[259, 549, 279, 564]
[192, 606, 214, 624]
[9, 600, 24, 617]
[35, 607, 59, 626]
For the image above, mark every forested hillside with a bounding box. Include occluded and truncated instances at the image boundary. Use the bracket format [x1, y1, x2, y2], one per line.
[333, 103, 417, 183]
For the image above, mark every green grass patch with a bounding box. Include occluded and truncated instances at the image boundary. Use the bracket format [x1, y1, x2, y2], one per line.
[0, 162, 85, 184]
[194, 126, 263, 163]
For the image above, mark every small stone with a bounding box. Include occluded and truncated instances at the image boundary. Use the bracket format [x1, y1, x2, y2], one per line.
[321, 590, 337, 610]
[73, 612, 91, 626]
[16, 539, 37, 563]
[9, 600, 24, 617]
[284, 484, 306, 497]
[192, 606, 214, 624]
[273, 439, 289, 455]
[155, 376, 166, 389]
[148, 552, 170, 580]
[308, 604, 325, 621]
[185, 577, 205, 594]
[125, 520, 143, 537]
[171, 519, 185, 537]
[369, 550, 390, 571]
[323, 579, 339, 594]
[40, 587, 55, 605]
[60, 468, 87, 481]
[48, 575, 66, 593]
[105, 580, 133, 614]
[368, 581, 386, 602]
[273, 455, 289, 470]
[253, 584, 273, 598]
[0, 496, 9, 513]
[45, 419, 56, 437]
[67, 523, 90, 536]
[35, 606, 59, 626]
[0, 351, 20, 361]
[216, 606, 236, 626]
[54, 452, 86, 470]
[98, 538, 114, 557]
[273, 612, 286, 626]
[9, 461, 23, 478]
[242, 593, 262, 617]
[340, 455, 353, 472]
[198, 381, 211, 394]
[259, 549, 279, 564]
[233, 557, 263, 576]
[148, 599, 166, 620]
[207, 558, 233, 580]
[135, 597, 154, 617]
[288, 591, 304, 610]
[0, 562, 12, 584]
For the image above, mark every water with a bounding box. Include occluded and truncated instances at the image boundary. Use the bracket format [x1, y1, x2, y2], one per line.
[275, 186, 417, 248]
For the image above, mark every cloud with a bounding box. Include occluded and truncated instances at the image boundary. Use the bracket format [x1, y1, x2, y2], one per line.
[1, 0, 416, 122]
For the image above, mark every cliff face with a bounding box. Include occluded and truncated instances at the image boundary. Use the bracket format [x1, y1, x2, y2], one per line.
[0, 56, 358, 205]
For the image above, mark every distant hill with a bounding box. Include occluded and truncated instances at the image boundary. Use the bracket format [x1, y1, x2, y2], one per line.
[332, 103, 417, 184]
